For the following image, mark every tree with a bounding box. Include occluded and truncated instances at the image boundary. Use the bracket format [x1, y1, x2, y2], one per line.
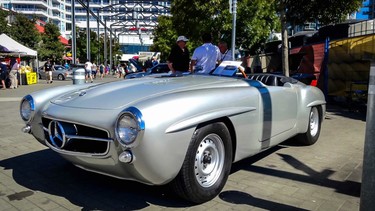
[152, 0, 279, 58]
[8, 13, 40, 50]
[275, 0, 363, 76]
[237, 0, 280, 53]
[38, 22, 65, 62]
[73, 28, 121, 65]
[150, 16, 176, 61]
[0, 9, 9, 35]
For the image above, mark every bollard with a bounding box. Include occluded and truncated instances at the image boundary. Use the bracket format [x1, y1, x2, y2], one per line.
[72, 68, 86, 84]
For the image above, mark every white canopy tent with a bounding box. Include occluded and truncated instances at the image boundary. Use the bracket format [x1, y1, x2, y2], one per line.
[0, 33, 38, 85]
[0, 33, 37, 57]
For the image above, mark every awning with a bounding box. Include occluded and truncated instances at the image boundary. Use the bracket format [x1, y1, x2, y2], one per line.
[0, 33, 37, 57]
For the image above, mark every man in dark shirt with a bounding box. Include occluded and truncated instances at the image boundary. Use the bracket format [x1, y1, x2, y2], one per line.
[0, 59, 8, 89]
[167, 36, 190, 74]
[44, 59, 53, 84]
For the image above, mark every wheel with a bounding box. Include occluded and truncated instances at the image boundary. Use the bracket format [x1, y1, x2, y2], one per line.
[171, 122, 232, 204]
[297, 106, 321, 145]
[57, 74, 65, 80]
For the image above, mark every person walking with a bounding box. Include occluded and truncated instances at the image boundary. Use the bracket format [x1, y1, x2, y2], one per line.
[99, 63, 105, 79]
[190, 33, 221, 74]
[44, 59, 53, 84]
[9, 58, 19, 89]
[167, 36, 190, 74]
[85, 60, 93, 83]
[92, 62, 97, 79]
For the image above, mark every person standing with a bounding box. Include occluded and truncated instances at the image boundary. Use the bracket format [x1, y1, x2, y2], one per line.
[190, 33, 221, 74]
[167, 36, 190, 74]
[0, 59, 8, 90]
[218, 41, 233, 62]
[85, 60, 93, 83]
[152, 56, 159, 67]
[9, 58, 19, 89]
[44, 59, 53, 84]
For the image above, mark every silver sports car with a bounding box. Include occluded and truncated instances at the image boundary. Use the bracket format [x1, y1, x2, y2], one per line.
[20, 62, 326, 203]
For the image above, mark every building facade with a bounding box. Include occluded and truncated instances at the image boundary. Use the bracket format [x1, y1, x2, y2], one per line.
[0, 0, 171, 54]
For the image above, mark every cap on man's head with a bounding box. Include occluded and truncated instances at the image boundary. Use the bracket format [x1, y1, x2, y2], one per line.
[176, 36, 189, 42]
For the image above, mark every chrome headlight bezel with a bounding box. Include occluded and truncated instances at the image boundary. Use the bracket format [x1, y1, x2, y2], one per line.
[115, 107, 145, 148]
[20, 95, 35, 122]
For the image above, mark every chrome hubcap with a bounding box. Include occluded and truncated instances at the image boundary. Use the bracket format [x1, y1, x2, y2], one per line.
[309, 107, 319, 137]
[194, 133, 225, 188]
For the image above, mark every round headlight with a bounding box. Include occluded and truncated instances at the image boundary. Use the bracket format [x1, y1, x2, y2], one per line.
[20, 95, 35, 122]
[115, 107, 145, 148]
[116, 113, 139, 147]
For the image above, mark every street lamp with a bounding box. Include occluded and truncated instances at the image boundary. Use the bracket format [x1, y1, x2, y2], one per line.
[230, 0, 237, 61]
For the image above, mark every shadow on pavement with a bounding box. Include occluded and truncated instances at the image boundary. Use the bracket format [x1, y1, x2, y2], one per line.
[326, 104, 367, 122]
[0, 145, 313, 210]
[1, 136, 360, 209]
[0, 149, 193, 210]
[230, 147, 361, 199]
[219, 190, 308, 211]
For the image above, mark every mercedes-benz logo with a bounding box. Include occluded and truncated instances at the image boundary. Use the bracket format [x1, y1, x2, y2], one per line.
[48, 120, 67, 149]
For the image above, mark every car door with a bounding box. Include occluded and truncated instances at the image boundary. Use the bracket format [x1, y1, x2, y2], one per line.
[258, 86, 298, 143]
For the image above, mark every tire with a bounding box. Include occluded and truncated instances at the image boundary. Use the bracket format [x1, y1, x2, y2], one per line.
[297, 106, 321, 145]
[171, 122, 232, 204]
[57, 74, 65, 80]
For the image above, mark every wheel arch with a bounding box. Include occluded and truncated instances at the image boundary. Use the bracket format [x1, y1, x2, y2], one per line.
[307, 103, 325, 124]
[195, 117, 237, 163]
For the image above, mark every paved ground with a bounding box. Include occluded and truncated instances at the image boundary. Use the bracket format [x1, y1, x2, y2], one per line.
[0, 76, 366, 210]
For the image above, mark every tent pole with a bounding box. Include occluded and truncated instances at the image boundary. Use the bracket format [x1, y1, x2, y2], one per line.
[18, 53, 21, 86]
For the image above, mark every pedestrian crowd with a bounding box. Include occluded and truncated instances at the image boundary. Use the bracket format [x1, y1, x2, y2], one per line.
[84, 60, 111, 83]
[0, 32, 254, 89]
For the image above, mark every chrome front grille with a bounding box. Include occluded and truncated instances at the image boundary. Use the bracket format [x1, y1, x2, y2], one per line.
[42, 117, 112, 155]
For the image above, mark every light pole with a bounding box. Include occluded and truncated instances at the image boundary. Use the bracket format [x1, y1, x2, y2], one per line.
[360, 61, 375, 210]
[86, 0, 90, 62]
[71, 0, 76, 64]
[230, 0, 237, 61]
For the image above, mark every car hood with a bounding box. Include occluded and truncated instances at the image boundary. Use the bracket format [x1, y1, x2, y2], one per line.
[51, 75, 241, 110]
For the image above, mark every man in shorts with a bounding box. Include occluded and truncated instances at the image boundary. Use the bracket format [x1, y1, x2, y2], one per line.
[85, 60, 93, 83]
[44, 59, 53, 84]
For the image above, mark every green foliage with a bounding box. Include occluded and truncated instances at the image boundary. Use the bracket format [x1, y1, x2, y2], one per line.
[276, 0, 363, 26]
[74, 28, 120, 65]
[0, 9, 9, 35]
[237, 0, 280, 53]
[171, 0, 232, 46]
[38, 22, 65, 62]
[150, 16, 176, 61]
[8, 14, 40, 50]
[152, 0, 280, 56]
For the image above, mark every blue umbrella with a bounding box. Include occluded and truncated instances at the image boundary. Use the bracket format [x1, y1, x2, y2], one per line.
[0, 44, 10, 53]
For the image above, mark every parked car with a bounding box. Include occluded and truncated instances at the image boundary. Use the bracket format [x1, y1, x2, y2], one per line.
[38, 65, 72, 80]
[20, 61, 326, 203]
[125, 63, 170, 79]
